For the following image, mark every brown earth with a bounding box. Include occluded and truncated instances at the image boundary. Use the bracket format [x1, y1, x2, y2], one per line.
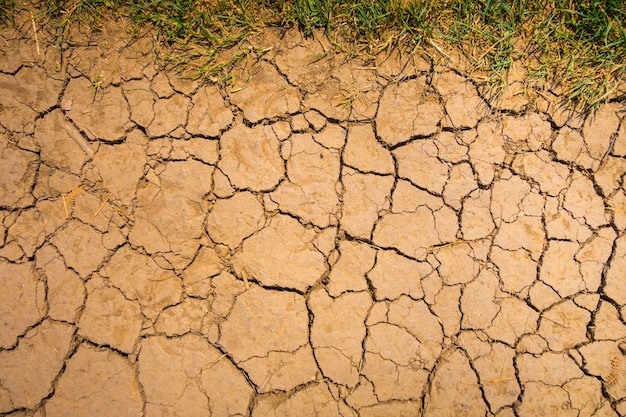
[1, 4, 626, 417]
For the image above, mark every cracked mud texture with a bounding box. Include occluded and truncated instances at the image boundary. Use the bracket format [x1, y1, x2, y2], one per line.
[1, 8, 626, 417]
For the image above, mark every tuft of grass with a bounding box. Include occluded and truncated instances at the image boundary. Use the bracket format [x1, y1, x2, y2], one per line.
[41, 0, 269, 82]
[434, 0, 626, 110]
[125, 0, 260, 46]
[532, 0, 626, 109]
[121, 0, 266, 82]
[271, 0, 435, 46]
[43, 0, 115, 25]
[0, 0, 17, 24]
[5, 0, 625, 111]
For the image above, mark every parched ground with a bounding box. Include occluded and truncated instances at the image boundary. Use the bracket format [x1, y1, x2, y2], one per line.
[1, 6, 626, 417]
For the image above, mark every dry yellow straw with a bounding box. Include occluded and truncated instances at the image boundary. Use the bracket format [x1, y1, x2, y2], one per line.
[94, 192, 112, 217]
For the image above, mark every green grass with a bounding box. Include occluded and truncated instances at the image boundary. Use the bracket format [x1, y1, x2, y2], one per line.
[2, 0, 625, 111]
[0, 0, 17, 23]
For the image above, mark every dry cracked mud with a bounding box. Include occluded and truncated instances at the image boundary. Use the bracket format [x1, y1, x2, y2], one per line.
[2, 6, 626, 417]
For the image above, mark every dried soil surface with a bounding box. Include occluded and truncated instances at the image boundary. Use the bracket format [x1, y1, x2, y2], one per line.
[2, 9, 626, 417]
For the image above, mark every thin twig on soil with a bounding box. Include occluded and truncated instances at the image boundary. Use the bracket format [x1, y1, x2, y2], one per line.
[427, 39, 451, 63]
[462, 377, 516, 386]
[63, 122, 95, 156]
[30, 12, 40, 55]
[241, 270, 250, 290]
[62, 194, 68, 219]
[230, 70, 253, 93]
[94, 192, 112, 217]
[600, 132, 619, 165]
